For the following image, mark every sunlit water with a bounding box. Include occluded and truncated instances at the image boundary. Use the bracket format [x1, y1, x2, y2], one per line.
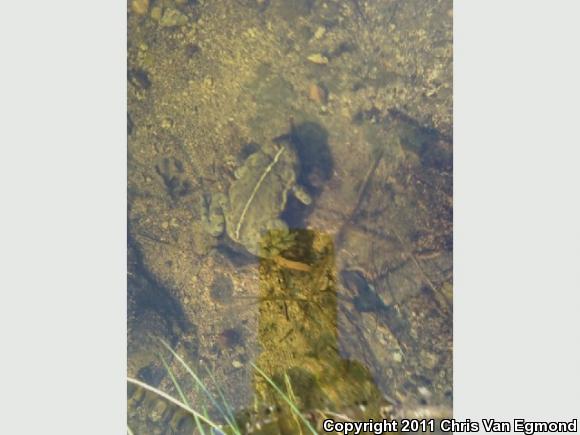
[128, 0, 452, 433]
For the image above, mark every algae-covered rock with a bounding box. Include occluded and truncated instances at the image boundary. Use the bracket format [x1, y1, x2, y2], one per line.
[150, 6, 162, 21]
[159, 8, 189, 27]
[131, 0, 149, 16]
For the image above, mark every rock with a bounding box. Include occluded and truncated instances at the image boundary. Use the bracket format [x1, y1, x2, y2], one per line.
[418, 386, 432, 398]
[160, 8, 189, 28]
[308, 82, 328, 105]
[131, 0, 149, 16]
[149, 399, 168, 422]
[160, 117, 173, 130]
[307, 53, 329, 65]
[128, 69, 151, 90]
[150, 6, 162, 21]
[314, 26, 326, 39]
[420, 350, 439, 370]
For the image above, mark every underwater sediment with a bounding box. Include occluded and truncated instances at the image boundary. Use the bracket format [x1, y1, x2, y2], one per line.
[128, 0, 452, 433]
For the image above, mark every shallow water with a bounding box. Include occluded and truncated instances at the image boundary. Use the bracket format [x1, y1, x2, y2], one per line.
[128, 0, 452, 433]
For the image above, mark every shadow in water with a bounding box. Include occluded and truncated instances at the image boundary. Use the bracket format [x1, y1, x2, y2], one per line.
[387, 109, 452, 173]
[127, 233, 197, 387]
[128, 234, 192, 335]
[277, 121, 333, 228]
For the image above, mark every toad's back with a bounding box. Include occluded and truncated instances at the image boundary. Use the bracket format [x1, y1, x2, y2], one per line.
[225, 146, 297, 248]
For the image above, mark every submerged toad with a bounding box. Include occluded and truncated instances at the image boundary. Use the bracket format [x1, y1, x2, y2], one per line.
[203, 141, 312, 257]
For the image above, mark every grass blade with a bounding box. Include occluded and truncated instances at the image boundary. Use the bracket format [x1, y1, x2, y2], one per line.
[202, 363, 241, 433]
[284, 372, 304, 435]
[251, 363, 318, 435]
[126, 377, 225, 433]
[160, 355, 206, 435]
[157, 338, 241, 433]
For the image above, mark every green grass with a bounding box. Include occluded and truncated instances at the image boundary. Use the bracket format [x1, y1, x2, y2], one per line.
[251, 363, 317, 434]
[127, 338, 319, 435]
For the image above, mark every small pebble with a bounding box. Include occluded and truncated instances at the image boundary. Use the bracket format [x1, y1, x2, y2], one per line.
[314, 26, 326, 39]
[308, 82, 328, 105]
[160, 8, 189, 27]
[149, 399, 168, 422]
[150, 6, 162, 21]
[307, 53, 329, 65]
[160, 117, 173, 129]
[131, 0, 149, 16]
[418, 386, 432, 398]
